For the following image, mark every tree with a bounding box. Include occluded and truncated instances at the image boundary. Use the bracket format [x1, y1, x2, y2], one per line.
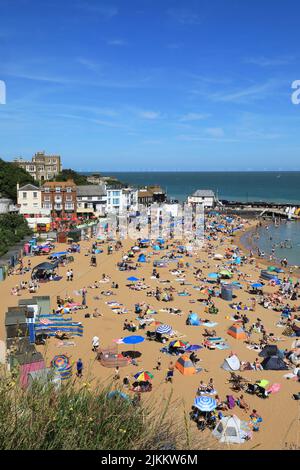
[52, 169, 91, 186]
[0, 213, 32, 256]
[0, 159, 36, 202]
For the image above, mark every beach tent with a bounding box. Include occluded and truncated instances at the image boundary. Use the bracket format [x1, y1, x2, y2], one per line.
[138, 253, 146, 263]
[31, 261, 59, 280]
[227, 324, 247, 340]
[212, 415, 251, 444]
[221, 354, 241, 372]
[187, 312, 201, 326]
[261, 355, 288, 371]
[259, 345, 279, 358]
[175, 354, 196, 376]
[260, 270, 278, 281]
[153, 244, 161, 251]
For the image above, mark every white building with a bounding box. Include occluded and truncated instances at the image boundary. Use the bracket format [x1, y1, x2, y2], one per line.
[106, 187, 138, 214]
[187, 189, 216, 208]
[77, 185, 107, 217]
[17, 183, 51, 230]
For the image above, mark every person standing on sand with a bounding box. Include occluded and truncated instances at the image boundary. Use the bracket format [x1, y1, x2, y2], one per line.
[154, 356, 162, 370]
[76, 358, 83, 378]
[82, 287, 87, 306]
[114, 366, 120, 380]
[70, 269, 74, 281]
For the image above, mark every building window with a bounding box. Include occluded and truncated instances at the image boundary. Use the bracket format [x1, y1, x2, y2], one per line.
[44, 196, 50, 201]
[33, 192, 38, 198]
[44, 187, 50, 193]
[66, 187, 72, 192]
[65, 203, 74, 210]
[22, 192, 27, 199]
[112, 191, 120, 196]
[55, 187, 61, 192]
[66, 195, 72, 201]
[112, 198, 120, 205]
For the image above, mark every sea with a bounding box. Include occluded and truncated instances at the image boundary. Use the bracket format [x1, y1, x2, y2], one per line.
[99, 171, 300, 205]
[83, 171, 300, 265]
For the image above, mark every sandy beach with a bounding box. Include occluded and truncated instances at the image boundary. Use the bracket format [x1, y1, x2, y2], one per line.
[1, 217, 300, 451]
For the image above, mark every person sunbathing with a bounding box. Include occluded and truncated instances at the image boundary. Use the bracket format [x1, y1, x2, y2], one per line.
[236, 394, 250, 412]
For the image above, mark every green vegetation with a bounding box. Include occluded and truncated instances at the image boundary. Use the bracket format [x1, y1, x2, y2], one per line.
[0, 158, 36, 201]
[0, 372, 205, 450]
[52, 169, 92, 185]
[0, 213, 32, 257]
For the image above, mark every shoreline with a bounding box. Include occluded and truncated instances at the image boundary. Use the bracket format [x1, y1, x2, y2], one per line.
[235, 220, 300, 277]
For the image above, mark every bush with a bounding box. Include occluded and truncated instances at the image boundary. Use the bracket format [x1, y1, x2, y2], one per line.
[0, 371, 207, 450]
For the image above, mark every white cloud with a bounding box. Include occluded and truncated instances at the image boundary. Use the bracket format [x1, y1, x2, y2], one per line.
[244, 56, 294, 67]
[205, 127, 225, 138]
[179, 112, 210, 122]
[167, 8, 201, 25]
[77, 2, 118, 20]
[107, 39, 127, 46]
[138, 111, 161, 120]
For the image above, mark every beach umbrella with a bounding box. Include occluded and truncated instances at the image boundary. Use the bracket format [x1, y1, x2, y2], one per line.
[186, 344, 203, 352]
[169, 340, 189, 349]
[193, 396, 217, 412]
[127, 276, 139, 282]
[156, 324, 172, 335]
[208, 272, 218, 279]
[214, 254, 223, 260]
[251, 282, 263, 289]
[134, 371, 154, 381]
[219, 270, 233, 278]
[268, 266, 277, 272]
[122, 335, 145, 345]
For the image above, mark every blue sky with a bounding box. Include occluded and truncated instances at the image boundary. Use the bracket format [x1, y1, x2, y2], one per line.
[0, 0, 300, 171]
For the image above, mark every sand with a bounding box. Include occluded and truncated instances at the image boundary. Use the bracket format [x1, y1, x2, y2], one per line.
[1, 221, 300, 450]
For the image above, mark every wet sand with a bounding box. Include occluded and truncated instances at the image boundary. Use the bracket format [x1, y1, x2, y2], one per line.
[1, 225, 300, 450]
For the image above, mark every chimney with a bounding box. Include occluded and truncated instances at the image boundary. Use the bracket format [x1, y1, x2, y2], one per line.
[17, 182, 19, 191]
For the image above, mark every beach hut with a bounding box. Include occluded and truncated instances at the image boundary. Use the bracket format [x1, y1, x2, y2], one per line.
[221, 355, 241, 372]
[212, 415, 251, 444]
[227, 324, 247, 340]
[175, 355, 196, 376]
[10, 349, 46, 389]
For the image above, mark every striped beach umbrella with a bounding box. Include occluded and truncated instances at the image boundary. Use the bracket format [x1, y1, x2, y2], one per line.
[193, 396, 217, 412]
[156, 324, 172, 335]
[134, 371, 154, 381]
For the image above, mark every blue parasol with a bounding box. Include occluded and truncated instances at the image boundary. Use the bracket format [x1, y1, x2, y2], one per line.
[122, 335, 145, 345]
[127, 276, 139, 282]
[193, 396, 217, 412]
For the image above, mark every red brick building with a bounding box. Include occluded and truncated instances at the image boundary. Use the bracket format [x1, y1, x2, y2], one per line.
[41, 179, 77, 218]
